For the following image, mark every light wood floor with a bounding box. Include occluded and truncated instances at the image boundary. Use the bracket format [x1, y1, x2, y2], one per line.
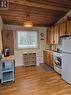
[0, 65, 71, 95]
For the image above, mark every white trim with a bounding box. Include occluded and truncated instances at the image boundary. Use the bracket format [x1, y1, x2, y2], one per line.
[16, 30, 39, 50]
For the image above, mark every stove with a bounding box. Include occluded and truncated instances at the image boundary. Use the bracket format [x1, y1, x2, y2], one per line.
[53, 51, 62, 74]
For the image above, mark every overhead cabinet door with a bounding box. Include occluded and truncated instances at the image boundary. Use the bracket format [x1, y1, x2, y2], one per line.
[67, 20, 71, 35]
[53, 25, 59, 44]
[49, 26, 54, 44]
[59, 22, 66, 36]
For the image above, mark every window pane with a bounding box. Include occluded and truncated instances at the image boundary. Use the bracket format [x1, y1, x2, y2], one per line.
[17, 31, 38, 49]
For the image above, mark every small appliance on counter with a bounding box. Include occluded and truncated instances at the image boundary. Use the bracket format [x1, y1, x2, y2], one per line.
[2, 48, 10, 57]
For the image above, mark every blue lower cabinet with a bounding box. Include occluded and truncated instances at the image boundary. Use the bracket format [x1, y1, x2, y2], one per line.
[0, 60, 14, 83]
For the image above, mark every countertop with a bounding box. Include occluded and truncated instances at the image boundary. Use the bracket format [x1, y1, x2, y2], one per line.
[43, 49, 62, 53]
[1, 55, 15, 61]
[44, 49, 53, 52]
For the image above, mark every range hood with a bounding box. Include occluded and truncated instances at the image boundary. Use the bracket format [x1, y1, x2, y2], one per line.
[59, 35, 71, 39]
[59, 35, 71, 45]
[60, 35, 70, 38]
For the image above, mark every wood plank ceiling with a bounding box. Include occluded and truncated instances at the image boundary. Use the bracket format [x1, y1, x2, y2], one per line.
[0, 0, 71, 26]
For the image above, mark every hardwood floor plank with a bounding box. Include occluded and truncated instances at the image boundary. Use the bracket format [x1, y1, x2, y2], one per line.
[0, 66, 71, 95]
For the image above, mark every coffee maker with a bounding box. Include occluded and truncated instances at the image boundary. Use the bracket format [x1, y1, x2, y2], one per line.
[2, 48, 10, 57]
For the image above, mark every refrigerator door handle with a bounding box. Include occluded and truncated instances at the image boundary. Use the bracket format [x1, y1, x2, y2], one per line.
[62, 52, 71, 54]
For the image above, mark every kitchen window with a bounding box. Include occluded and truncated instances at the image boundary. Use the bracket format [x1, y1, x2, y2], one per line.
[17, 31, 38, 49]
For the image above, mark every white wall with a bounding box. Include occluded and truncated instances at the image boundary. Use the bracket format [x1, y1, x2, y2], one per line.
[4, 25, 47, 66]
[0, 16, 3, 54]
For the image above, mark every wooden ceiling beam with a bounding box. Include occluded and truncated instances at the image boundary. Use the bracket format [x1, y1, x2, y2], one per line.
[9, 3, 67, 13]
[9, 0, 71, 12]
[1, 15, 53, 23]
[46, 0, 71, 6]
[3, 18, 49, 27]
[0, 11, 54, 20]
[8, 3, 63, 16]
[27, 0, 71, 7]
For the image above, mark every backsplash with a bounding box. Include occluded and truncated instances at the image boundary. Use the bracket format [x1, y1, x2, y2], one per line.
[45, 44, 52, 50]
[45, 44, 62, 51]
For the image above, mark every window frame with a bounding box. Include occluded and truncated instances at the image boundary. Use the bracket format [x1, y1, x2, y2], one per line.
[16, 30, 39, 50]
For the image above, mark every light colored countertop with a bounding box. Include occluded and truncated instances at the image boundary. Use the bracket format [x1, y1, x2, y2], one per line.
[43, 49, 53, 52]
[1, 55, 15, 61]
[44, 49, 62, 53]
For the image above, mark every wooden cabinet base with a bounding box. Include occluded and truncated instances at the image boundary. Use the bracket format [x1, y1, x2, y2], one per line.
[43, 51, 54, 69]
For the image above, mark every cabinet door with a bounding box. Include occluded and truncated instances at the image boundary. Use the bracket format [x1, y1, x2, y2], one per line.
[67, 20, 71, 35]
[47, 28, 50, 44]
[49, 52, 54, 68]
[49, 26, 54, 44]
[43, 51, 54, 68]
[46, 52, 50, 65]
[59, 22, 66, 36]
[53, 25, 59, 44]
[2, 30, 14, 55]
[43, 51, 50, 65]
[43, 51, 47, 64]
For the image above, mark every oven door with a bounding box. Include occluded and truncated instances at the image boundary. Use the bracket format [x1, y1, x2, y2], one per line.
[55, 57, 61, 66]
[53, 52, 62, 74]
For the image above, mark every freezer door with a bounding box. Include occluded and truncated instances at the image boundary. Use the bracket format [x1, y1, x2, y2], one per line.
[62, 53, 71, 85]
[62, 39, 71, 53]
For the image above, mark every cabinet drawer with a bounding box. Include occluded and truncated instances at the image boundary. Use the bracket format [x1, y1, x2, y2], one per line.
[23, 53, 36, 66]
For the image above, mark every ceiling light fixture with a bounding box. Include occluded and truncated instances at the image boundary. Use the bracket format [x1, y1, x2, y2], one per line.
[24, 14, 33, 27]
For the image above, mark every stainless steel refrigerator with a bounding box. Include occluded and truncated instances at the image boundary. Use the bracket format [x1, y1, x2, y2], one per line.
[62, 38, 71, 85]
